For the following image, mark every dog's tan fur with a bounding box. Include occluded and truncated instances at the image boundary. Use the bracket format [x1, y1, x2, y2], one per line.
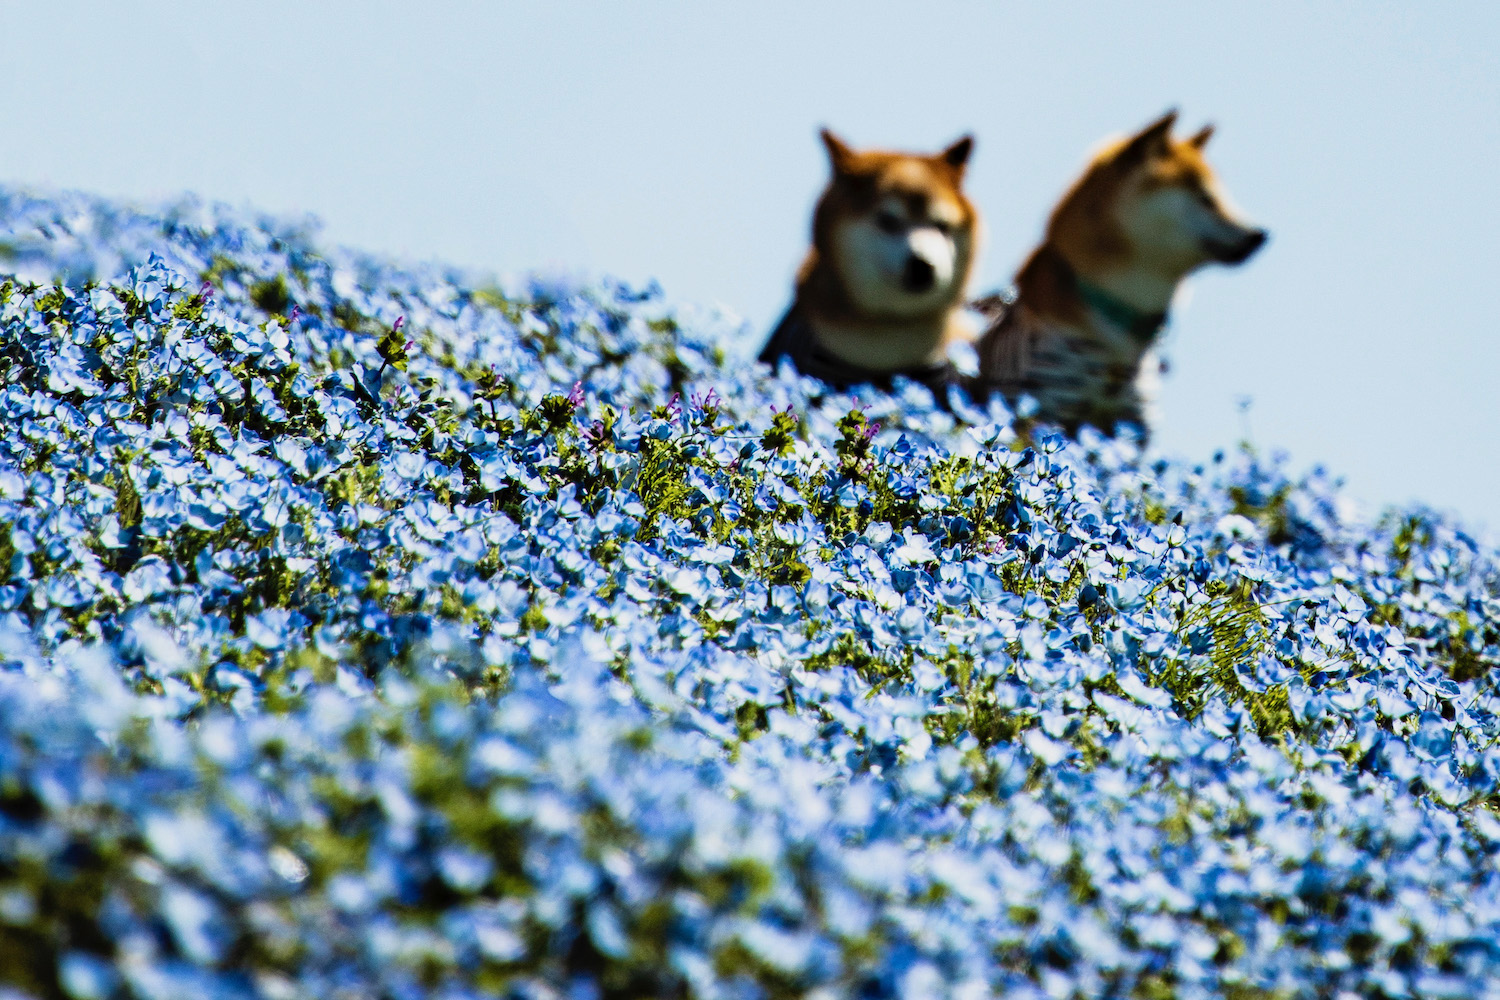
[760, 130, 980, 391]
[970, 111, 1266, 436]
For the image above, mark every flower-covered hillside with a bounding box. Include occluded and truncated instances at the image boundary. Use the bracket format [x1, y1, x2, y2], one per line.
[1, 187, 1499, 999]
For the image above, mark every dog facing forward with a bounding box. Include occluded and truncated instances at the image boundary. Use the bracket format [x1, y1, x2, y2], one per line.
[760, 129, 980, 396]
[970, 110, 1266, 437]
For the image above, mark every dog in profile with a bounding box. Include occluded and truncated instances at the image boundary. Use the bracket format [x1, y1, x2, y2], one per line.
[969, 110, 1266, 437]
[760, 129, 979, 397]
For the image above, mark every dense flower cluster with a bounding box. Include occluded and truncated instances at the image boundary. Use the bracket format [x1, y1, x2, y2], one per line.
[1, 188, 1499, 999]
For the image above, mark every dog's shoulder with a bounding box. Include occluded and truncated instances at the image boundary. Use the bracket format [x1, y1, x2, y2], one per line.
[758, 304, 808, 365]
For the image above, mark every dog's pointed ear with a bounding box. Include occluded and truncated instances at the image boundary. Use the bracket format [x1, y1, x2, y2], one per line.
[940, 134, 974, 172]
[1188, 123, 1215, 150]
[820, 128, 856, 173]
[1118, 109, 1178, 166]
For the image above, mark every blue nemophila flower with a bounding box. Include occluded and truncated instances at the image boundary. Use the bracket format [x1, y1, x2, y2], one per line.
[2, 187, 1500, 997]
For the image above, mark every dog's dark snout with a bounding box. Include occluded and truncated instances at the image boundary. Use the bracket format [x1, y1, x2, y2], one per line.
[902, 256, 936, 292]
[1217, 228, 1268, 265]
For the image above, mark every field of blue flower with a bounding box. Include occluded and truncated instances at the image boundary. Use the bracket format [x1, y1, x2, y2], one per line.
[0, 187, 1498, 1000]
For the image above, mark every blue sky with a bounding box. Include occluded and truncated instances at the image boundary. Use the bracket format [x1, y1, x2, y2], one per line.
[3, 2, 1497, 529]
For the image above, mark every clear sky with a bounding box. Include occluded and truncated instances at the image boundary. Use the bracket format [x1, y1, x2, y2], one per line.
[3, 2, 1497, 530]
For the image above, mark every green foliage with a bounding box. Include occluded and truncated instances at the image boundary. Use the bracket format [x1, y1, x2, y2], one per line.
[250, 274, 292, 315]
[375, 325, 411, 372]
[1155, 578, 1297, 738]
[760, 408, 799, 456]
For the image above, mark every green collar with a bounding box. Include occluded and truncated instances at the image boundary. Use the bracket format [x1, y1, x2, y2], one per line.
[1074, 278, 1169, 343]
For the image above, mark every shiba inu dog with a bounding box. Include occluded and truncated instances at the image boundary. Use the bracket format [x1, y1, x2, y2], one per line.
[760, 129, 980, 396]
[969, 110, 1266, 436]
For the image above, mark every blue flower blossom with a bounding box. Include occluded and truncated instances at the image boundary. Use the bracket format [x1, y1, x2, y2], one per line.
[0, 187, 1498, 997]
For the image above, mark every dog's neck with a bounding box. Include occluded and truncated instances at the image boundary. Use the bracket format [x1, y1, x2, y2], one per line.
[1017, 242, 1179, 341]
[1076, 267, 1180, 318]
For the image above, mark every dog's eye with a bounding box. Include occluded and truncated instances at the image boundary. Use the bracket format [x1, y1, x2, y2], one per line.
[874, 211, 903, 234]
[931, 220, 952, 236]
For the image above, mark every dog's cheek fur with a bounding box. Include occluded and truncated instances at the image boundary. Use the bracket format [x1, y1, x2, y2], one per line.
[1116, 184, 1219, 271]
[829, 219, 906, 314]
[952, 227, 976, 300]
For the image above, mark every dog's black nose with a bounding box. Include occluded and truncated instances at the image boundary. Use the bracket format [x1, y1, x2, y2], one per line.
[902, 256, 936, 292]
[1215, 228, 1268, 265]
